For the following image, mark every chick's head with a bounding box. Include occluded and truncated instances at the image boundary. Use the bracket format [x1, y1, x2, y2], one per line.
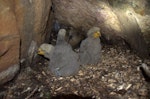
[57, 29, 66, 40]
[38, 43, 54, 58]
[56, 29, 67, 44]
[87, 27, 101, 38]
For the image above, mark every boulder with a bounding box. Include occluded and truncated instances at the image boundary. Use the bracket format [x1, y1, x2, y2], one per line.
[53, 0, 150, 57]
[0, 0, 20, 84]
[0, 0, 52, 85]
[14, 0, 52, 59]
[53, 0, 123, 41]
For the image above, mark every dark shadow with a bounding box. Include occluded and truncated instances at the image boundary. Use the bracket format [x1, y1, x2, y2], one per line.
[51, 94, 93, 99]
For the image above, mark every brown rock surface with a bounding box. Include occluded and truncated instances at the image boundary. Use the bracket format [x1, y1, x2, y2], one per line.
[53, 0, 150, 57]
[14, 0, 52, 58]
[0, 0, 52, 85]
[0, 0, 20, 84]
[53, 0, 122, 40]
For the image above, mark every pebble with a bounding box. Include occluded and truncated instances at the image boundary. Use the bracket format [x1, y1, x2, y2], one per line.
[138, 88, 148, 96]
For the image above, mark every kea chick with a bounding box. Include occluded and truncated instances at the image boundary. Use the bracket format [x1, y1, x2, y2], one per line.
[79, 27, 101, 65]
[38, 43, 54, 59]
[49, 29, 80, 77]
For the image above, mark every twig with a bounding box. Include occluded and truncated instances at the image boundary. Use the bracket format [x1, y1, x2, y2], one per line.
[25, 85, 38, 99]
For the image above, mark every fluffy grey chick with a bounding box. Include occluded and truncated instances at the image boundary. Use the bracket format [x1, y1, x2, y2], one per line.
[38, 43, 54, 59]
[49, 29, 80, 77]
[79, 27, 101, 65]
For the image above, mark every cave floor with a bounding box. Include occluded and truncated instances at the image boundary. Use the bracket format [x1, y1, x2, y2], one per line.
[1, 44, 150, 99]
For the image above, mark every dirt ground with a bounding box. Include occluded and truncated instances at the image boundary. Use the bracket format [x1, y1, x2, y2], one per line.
[0, 44, 150, 99]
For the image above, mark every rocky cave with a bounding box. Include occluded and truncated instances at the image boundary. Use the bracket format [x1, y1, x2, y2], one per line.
[0, 0, 150, 99]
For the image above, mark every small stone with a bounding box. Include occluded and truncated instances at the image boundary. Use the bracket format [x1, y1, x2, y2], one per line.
[78, 70, 84, 76]
[70, 78, 76, 82]
[40, 92, 44, 97]
[73, 91, 78, 95]
[42, 71, 46, 76]
[58, 77, 64, 80]
[108, 83, 116, 89]
[138, 60, 142, 63]
[138, 88, 148, 96]
[109, 91, 117, 95]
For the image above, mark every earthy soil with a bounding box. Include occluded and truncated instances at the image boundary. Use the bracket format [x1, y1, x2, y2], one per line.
[0, 44, 150, 99]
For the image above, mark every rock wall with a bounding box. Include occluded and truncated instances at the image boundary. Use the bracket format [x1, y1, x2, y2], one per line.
[0, 0, 52, 85]
[53, 0, 150, 57]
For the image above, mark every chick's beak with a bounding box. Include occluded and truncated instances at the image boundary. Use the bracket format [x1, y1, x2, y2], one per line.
[93, 31, 101, 38]
[38, 48, 44, 55]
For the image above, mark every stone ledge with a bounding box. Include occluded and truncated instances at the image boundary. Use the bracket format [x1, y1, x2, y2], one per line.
[0, 64, 19, 85]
